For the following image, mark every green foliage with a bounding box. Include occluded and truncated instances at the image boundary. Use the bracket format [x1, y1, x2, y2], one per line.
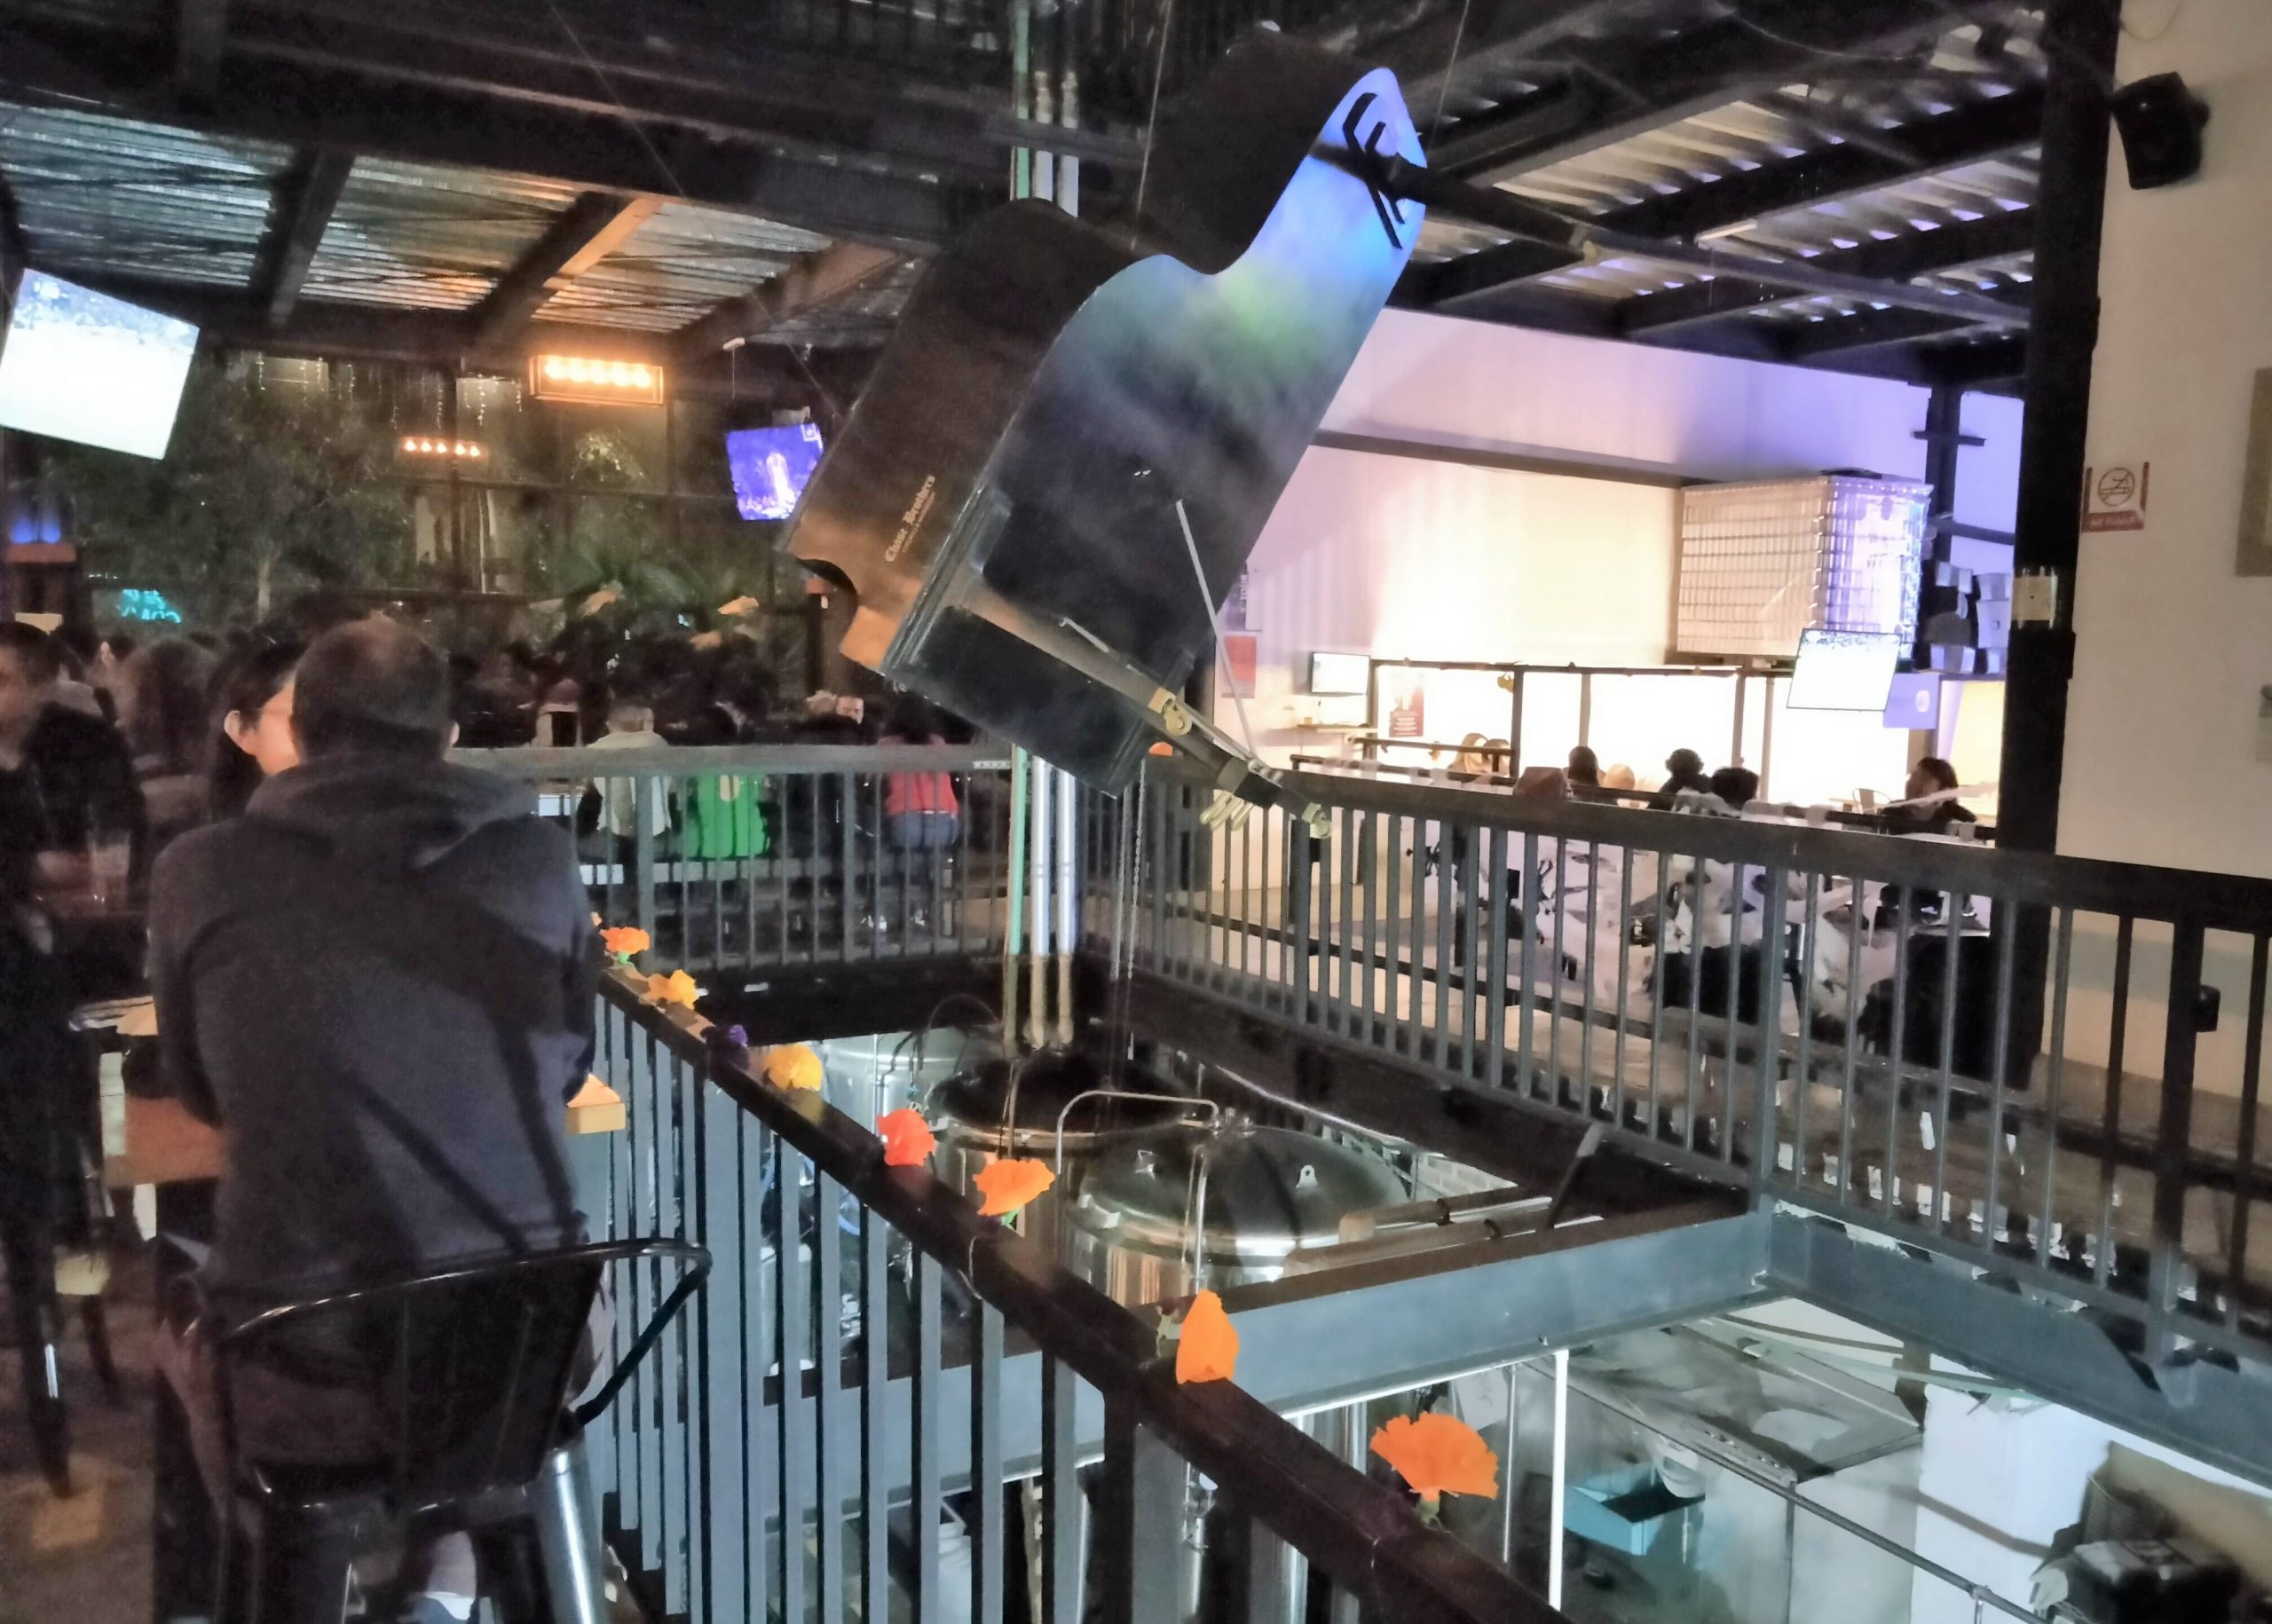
[52, 358, 413, 625]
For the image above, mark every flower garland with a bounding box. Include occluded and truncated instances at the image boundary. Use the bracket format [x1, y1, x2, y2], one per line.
[599, 924, 1496, 1536]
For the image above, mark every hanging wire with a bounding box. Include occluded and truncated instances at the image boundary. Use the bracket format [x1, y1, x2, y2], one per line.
[1426, 0, 1477, 145]
[1715, 0, 1962, 65]
[537, 0, 690, 198]
[1128, 0, 1179, 243]
[1173, 498, 1253, 756]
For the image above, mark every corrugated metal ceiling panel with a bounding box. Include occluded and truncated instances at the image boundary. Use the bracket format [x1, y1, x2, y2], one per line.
[1414, 5, 2047, 324]
[0, 104, 289, 291]
[534, 201, 833, 332]
[296, 157, 588, 311]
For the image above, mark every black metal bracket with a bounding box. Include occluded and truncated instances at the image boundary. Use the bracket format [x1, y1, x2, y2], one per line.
[1341, 91, 1408, 252]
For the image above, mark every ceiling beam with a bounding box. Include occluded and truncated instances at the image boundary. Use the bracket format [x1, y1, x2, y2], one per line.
[0, 12, 983, 250]
[464, 192, 661, 350]
[1618, 207, 2036, 338]
[1429, 0, 2010, 184]
[1394, 270, 2023, 395]
[58, 269, 856, 405]
[0, 169, 27, 287]
[1613, 83, 2046, 244]
[1420, 83, 2046, 311]
[1782, 303, 2003, 358]
[1360, 0, 1628, 121]
[175, 0, 227, 99]
[248, 146, 352, 328]
[671, 241, 903, 363]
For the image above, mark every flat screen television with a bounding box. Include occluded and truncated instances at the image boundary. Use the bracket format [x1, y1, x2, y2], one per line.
[0, 271, 199, 459]
[1787, 629, 1903, 713]
[727, 422, 825, 521]
[1308, 650, 1369, 696]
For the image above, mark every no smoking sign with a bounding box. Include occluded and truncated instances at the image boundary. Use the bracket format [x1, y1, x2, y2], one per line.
[2082, 460, 2150, 532]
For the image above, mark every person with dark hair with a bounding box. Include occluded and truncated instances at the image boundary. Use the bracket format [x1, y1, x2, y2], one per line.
[1647, 747, 1710, 812]
[148, 619, 601, 1592]
[0, 622, 146, 886]
[1709, 766, 1760, 813]
[1900, 755, 1976, 830]
[153, 618, 597, 1290]
[205, 640, 303, 822]
[1566, 745, 1601, 788]
[121, 638, 217, 855]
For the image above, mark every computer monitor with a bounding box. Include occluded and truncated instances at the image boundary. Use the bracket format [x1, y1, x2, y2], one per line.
[1787, 629, 1903, 712]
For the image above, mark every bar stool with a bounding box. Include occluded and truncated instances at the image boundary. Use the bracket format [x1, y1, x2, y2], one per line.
[198, 1239, 707, 1624]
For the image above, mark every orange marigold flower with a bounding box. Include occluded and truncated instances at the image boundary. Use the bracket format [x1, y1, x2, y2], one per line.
[764, 1044, 824, 1092]
[600, 926, 651, 962]
[1370, 1413, 1499, 1504]
[645, 969, 701, 1008]
[878, 1108, 936, 1167]
[973, 1157, 1054, 1218]
[1174, 1289, 1239, 1384]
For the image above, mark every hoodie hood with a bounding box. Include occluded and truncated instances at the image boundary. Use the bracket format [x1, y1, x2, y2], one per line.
[246, 756, 537, 873]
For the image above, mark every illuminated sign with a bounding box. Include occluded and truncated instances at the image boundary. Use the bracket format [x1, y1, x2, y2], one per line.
[530, 354, 667, 406]
[398, 437, 486, 461]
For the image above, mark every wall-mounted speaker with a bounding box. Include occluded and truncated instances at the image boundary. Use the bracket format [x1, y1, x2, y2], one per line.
[2111, 73, 2210, 190]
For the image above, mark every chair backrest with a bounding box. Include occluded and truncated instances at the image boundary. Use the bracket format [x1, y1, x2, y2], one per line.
[215, 1238, 706, 1510]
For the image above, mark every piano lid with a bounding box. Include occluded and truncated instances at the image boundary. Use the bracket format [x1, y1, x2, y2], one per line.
[781, 32, 1424, 792]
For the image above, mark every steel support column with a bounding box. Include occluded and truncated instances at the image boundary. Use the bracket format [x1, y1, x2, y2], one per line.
[1997, 0, 2121, 1096]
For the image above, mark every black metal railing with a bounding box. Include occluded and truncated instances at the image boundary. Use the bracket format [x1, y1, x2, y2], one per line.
[572, 971, 1557, 1624]
[467, 743, 1014, 978]
[1088, 759, 2272, 1373]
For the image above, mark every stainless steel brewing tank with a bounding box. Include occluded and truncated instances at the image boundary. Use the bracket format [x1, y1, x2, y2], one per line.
[927, 1049, 1198, 1265]
[816, 1027, 996, 1124]
[1069, 1126, 1407, 1308]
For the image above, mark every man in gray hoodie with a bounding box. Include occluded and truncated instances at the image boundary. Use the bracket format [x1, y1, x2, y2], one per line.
[150, 617, 600, 1306]
[150, 619, 604, 1617]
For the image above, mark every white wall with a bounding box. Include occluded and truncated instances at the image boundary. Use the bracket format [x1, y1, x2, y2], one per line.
[1324, 308, 1943, 482]
[2061, 0, 2272, 878]
[1233, 308, 2022, 793]
[1240, 445, 1679, 760]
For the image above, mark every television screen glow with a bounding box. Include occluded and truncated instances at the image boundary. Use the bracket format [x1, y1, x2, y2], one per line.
[1787, 629, 1903, 713]
[0, 272, 198, 459]
[727, 423, 825, 521]
[1308, 651, 1369, 696]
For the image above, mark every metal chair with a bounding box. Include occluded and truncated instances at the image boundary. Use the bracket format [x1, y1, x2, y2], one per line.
[201, 1238, 707, 1624]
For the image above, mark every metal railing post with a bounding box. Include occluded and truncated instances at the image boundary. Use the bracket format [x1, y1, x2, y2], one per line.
[2147, 918, 2206, 1365]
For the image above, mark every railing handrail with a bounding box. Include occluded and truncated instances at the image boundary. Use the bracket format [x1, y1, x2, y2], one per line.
[1156, 758, 2271, 934]
[459, 741, 1013, 776]
[601, 970, 1561, 1624]
[1289, 753, 2002, 840]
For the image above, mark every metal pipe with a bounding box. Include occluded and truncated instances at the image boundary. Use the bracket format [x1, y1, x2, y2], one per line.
[1029, 755, 1053, 1052]
[1009, 0, 1033, 202]
[1032, 0, 1055, 206]
[1383, 159, 2029, 329]
[1055, 766, 1079, 1045]
[1004, 747, 1030, 1045]
[1050, 1090, 1220, 1176]
[1548, 1347, 1568, 1611]
[1057, 0, 1080, 217]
